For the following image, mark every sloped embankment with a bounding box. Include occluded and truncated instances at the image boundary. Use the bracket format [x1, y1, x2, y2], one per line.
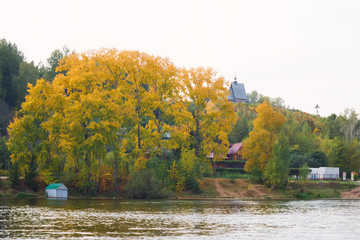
[341, 185, 360, 198]
[199, 178, 286, 199]
[198, 178, 359, 199]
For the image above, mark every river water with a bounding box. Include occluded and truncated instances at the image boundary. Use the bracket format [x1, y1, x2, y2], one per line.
[0, 198, 359, 239]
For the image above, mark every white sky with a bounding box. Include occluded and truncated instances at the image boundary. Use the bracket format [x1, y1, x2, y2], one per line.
[1, 0, 360, 117]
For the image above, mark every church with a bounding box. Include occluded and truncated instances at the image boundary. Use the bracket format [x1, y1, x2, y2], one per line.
[227, 77, 249, 103]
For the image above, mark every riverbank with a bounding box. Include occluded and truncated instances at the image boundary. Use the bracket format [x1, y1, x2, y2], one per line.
[177, 178, 360, 200]
[1, 178, 360, 200]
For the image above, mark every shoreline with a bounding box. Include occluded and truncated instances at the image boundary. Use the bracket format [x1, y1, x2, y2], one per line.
[2, 195, 360, 201]
[2, 178, 360, 201]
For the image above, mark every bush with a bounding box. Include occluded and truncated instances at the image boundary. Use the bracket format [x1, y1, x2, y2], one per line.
[16, 192, 36, 198]
[0, 179, 10, 190]
[299, 163, 311, 180]
[9, 161, 20, 189]
[25, 156, 39, 191]
[185, 175, 200, 193]
[249, 171, 263, 184]
[123, 169, 170, 199]
[0, 169, 9, 176]
[353, 172, 359, 181]
[223, 172, 250, 179]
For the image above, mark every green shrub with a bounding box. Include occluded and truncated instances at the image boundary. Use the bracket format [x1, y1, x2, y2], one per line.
[353, 172, 359, 181]
[0, 169, 9, 176]
[9, 161, 20, 189]
[249, 171, 264, 184]
[16, 192, 36, 198]
[295, 192, 312, 199]
[185, 175, 200, 193]
[299, 163, 310, 180]
[25, 156, 39, 191]
[123, 169, 170, 199]
[0, 179, 10, 190]
[226, 173, 251, 179]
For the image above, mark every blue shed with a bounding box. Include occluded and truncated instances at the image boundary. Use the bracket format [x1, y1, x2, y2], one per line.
[45, 183, 68, 198]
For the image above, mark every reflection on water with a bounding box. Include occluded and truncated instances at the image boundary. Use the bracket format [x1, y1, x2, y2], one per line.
[1, 198, 360, 239]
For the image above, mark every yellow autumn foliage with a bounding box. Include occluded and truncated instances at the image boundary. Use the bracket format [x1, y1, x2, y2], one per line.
[242, 101, 286, 174]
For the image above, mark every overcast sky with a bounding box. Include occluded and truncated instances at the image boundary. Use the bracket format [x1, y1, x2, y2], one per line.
[1, 0, 360, 116]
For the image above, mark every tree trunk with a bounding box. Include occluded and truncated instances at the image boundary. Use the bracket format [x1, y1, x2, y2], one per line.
[195, 117, 200, 157]
[114, 150, 118, 194]
[137, 124, 141, 149]
[86, 151, 92, 193]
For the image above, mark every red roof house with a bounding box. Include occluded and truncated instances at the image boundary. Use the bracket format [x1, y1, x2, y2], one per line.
[208, 143, 246, 169]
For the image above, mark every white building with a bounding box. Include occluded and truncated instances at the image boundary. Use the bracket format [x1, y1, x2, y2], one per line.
[45, 183, 68, 198]
[308, 167, 339, 180]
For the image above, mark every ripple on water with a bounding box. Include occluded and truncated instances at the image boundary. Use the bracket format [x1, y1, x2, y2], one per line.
[1, 199, 360, 239]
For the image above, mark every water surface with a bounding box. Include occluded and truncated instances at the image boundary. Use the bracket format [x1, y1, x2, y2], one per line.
[1, 198, 359, 239]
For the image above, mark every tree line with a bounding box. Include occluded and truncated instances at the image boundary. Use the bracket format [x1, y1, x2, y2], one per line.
[0, 39, 69, 173]
[230, 92, 360, 188]
[1, 38, 360, 196]
[4, 46, 235, 196]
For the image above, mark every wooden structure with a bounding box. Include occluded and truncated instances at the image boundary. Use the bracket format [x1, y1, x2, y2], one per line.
[227, 77, 249, 103]
[208, 143, 246, 169]
[45, 183, 68, 199]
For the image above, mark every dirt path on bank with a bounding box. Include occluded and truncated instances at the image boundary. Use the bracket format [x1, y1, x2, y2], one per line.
[341, 185, 360, 199]
[209, 178, 282, 199]
[213, 179, 238, 198]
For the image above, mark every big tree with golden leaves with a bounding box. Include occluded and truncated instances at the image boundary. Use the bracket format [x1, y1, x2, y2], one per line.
[8, 50, 136, 192]
[179, 67, 235, 159]
[242, 101, 286, 178]
[7, 49, 235, 193]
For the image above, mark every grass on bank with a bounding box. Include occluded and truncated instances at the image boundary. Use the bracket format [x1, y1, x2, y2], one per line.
[285, 181, 358, 199]
[1, 170, 359, 200]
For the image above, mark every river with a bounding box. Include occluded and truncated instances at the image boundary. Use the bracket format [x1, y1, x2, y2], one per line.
[0, 198, 359, 239]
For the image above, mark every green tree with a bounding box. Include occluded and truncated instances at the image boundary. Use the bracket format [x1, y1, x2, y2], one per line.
[0, 136, 10, 172]
[337, 109, 360, 142]
[247, 90, 259, 104]
[11, 61, 41, 108]
[44, 46, 70, 81]
[341, 139, 360, 172]
[228, 115, 249, 144]
[320, 137, 342, 167]
[263, 134, 290, 188]
[25, 155, 39, 191]
[270, 97, 286, 108]
[0, 39, 24, 107]
[299, 163, 310, 180]
[298, 122, 316, 153]
[308, 151, 328, 168]
[0, 39, 25, 135]
[9, 161, 20, 188]
[289, 151, 311, 168]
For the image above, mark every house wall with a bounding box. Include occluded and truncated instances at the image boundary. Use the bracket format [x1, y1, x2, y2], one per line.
[308, 167, 339, 180]
[319, 167, 339, 175]
[46, 188, 68, 198]
[46, 189, 57, 198]
[56, 189, 68, 198]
